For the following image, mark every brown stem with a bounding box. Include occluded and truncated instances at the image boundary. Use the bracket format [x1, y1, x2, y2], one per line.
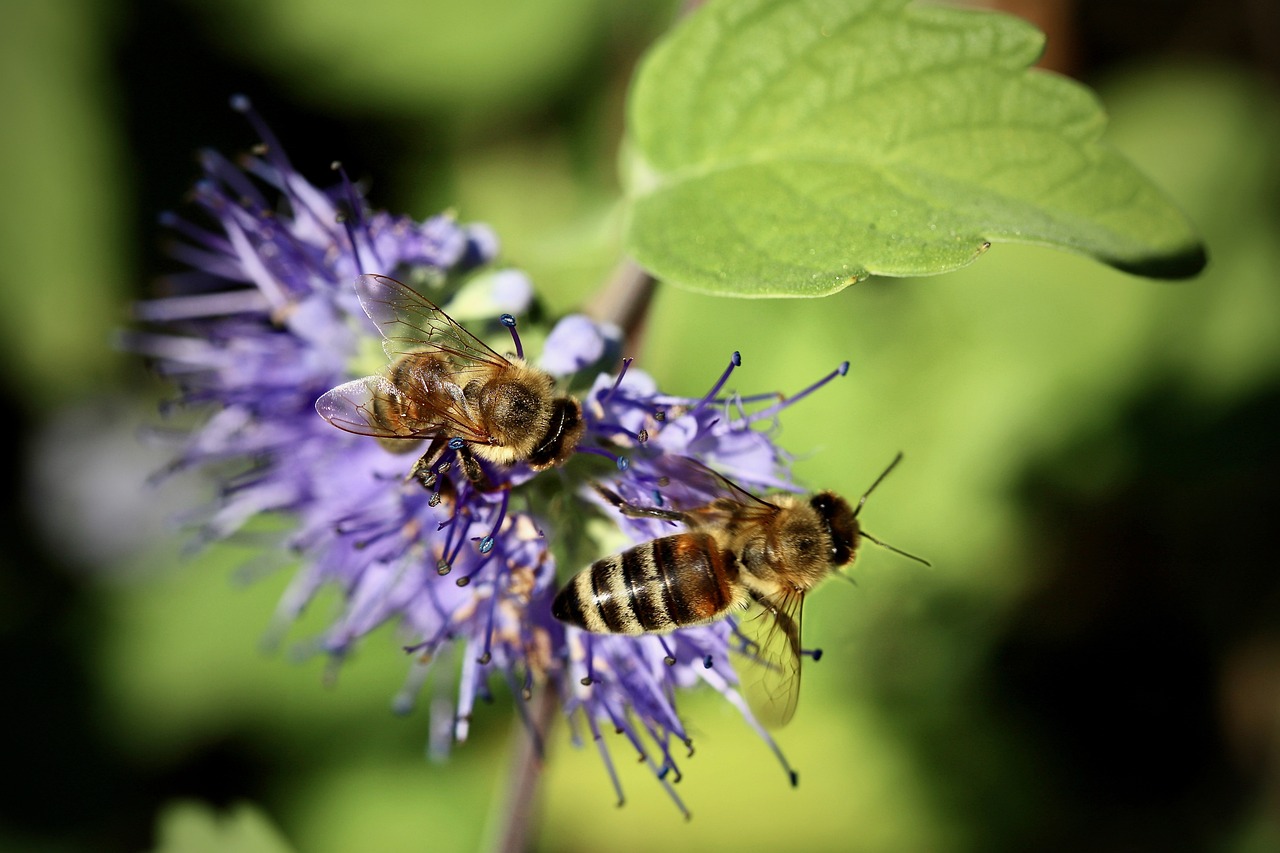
[583, 259, 658, 356]
[483, 685, 559, 853]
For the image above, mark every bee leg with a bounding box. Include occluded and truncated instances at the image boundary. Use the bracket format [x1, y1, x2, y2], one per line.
[408, 436, 449, 490]
[592, 483, 688, 523]
[458, 444, 507, 492]
[749, 590, 802, 659]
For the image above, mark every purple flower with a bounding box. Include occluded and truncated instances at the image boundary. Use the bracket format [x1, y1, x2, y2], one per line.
[129, 98, 849, 816]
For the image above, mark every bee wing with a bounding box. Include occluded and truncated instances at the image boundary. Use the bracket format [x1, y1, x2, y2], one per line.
[314, 373, 491, 443]
[655, 454, 781, 524]
[732, 589, 805, 729]
[355, 273, 512, 382]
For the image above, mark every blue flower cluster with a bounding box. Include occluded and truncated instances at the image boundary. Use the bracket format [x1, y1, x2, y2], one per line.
[132, 98, 849, 815]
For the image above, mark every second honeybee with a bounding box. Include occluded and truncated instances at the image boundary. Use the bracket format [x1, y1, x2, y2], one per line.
[552, 457, 915, 727]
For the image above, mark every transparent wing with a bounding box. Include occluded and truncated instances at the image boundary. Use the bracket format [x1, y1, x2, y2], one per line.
[314, 372, 491, 443]
[731, 589, 805, 729]
[355, 273, 511, 383]
[651, 454, 781, 524]
[319, 273, 513, 444]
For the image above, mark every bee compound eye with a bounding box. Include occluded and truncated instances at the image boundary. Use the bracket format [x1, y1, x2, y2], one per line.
[809, 492, 834, 516]
[829, 534, 852, 566]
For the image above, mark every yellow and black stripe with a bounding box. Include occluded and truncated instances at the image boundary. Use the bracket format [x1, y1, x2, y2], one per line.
[552, 534, 742, 635]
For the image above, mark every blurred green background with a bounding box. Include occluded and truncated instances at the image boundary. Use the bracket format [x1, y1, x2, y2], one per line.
[3, 1, 1279, 851]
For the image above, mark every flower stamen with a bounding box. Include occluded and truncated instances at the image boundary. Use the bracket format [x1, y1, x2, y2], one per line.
[329, 160, 375, 274]
[602, 357, 634, 404]
[658, 636, 677, 666]
[583, 710, 626, 808]
[689, 350, 742, 416]
[230, 95, 289, 170]
[500, 313, 523, 359]
[745, 360, 850, 425]
[576, 445, 631, 471]
[581, 635, 597, 686]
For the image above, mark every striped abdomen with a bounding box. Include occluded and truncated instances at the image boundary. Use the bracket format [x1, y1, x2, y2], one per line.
[552, 533, 745, 635]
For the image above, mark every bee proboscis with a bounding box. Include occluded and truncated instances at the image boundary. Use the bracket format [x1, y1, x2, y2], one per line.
[552, 455, 925, 727]
[316, 273, 584, 490]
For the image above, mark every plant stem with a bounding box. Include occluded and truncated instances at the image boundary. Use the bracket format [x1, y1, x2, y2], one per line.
[584, 259, 657, 354]
[484, 685, 559, 853]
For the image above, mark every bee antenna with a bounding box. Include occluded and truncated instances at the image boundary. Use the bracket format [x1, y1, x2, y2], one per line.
[854, 451, 904, 518]
[861, 530, 932, 568]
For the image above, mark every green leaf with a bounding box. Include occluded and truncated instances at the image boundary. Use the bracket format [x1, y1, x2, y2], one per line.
[152, 800, 296, 853]
[622, 0, 1206, 297]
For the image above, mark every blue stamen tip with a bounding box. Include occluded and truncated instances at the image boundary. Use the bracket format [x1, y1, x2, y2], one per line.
[702, 655, 713, 669]
[448, 437, 465, 450]
[479, 536, 494, 554]
[500, 314, 516, 328]
[229, 94, 251, 112]
[838, 361, 850, 376]
[731, 351, 742, 366]
[616, 456, 630, 471]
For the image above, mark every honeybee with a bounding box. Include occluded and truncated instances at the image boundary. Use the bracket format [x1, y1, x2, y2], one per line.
[316, 273, 585, 490]
[552, 454, 924, 727]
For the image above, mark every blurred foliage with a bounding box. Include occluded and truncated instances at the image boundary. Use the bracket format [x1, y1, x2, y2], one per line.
[0, 0, 130, 405]
[2, 1, 1278, 852]
[152, 801, 294, 853]
[177, 0, 675, 123]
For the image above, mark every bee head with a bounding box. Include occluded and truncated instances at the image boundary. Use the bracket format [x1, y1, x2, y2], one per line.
[809, 492, 858, 566]
[527, 397, 585, 470]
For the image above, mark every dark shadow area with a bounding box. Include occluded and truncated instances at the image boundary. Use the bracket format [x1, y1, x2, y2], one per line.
[856, 378, 1280, 852]
[112, 0, 388, 294]
[0, 3, 335, 849]
[992, 377, 1280, 850]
